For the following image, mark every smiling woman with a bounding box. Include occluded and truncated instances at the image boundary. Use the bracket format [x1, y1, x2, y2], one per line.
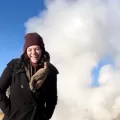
[27, 45, 42, 64]
[0, 32, 59, 120]
[24, 33, 44, 64]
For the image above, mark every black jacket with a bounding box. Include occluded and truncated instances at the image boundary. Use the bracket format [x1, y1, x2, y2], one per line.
[0, 58, 59, 120]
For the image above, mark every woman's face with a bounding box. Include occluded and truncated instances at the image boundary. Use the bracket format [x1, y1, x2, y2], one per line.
[26, 45, 42, 64]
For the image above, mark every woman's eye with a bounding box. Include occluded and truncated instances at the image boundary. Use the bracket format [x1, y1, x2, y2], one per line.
[36, 48, 40, 50]
[28, 49, 31, 52]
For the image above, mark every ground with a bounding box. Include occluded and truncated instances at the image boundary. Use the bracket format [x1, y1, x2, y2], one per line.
[0, 113, 4, 120]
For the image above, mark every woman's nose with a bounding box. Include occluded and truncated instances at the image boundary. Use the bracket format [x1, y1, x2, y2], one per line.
[31, 49, 36, 54]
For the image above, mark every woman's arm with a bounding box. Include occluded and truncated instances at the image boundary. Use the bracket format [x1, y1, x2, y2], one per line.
[44, 72, 58, 119]
[0, 63, 12, 115]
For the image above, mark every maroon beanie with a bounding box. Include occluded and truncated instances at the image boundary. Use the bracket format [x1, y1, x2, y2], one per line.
[23, 32, 45, 53]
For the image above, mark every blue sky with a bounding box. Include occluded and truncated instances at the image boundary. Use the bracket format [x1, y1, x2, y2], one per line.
[0, 0, 45, 74]
[91, 56, 114, 87]
[0, 0, 114, 86]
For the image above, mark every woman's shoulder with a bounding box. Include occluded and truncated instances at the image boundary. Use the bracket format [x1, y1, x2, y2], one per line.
[7, 58, 21, 65]
[48, 63, 59, 75]
[7, 58, 22, 69]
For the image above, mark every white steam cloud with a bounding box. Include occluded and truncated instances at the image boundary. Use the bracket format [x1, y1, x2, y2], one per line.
[25, 0, 120, 119]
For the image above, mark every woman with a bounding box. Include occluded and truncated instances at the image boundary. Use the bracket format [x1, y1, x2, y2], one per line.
[0, 32, 59, 120]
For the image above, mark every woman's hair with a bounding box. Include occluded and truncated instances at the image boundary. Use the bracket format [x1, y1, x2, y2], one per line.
[44, 51, 50, 62]
[20, 52, 30, 67]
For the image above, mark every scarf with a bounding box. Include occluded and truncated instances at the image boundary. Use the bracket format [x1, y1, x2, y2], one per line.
[25, 62, 49, 92]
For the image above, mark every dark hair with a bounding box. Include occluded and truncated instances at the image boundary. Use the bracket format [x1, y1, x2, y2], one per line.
[20, 52, 30, 67]
[44, 51, 50, 62]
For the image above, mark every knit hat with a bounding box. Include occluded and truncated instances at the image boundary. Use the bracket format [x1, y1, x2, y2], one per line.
[23, 32, 45, 53]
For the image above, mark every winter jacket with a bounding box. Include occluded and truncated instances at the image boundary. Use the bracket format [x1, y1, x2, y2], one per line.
[0, 58, 59, 120]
